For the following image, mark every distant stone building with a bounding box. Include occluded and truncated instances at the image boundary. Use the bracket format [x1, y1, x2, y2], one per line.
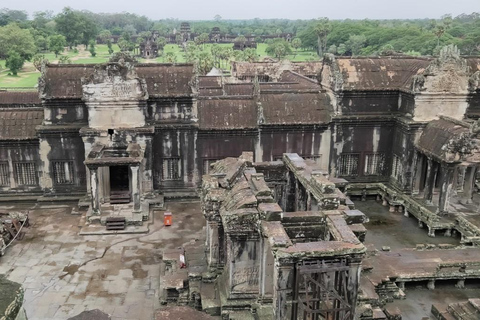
[232, 41, 257, 51]
[139, 31, 159, 59]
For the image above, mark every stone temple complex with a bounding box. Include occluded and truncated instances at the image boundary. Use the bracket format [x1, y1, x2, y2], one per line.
[1, 46, 480, 319]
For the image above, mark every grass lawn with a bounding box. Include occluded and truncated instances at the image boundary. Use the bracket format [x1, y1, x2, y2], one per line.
[0, 43, 319, 88]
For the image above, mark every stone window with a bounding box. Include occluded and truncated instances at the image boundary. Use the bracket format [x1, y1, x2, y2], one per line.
[52, 161, 74, 185]
[364, 153, 386, 176]
[338, 153, 359, 176]
[0, 162, 9, 186]
[391, 155, 403, 181]
[14, 162, 37, 186]
[162, 158, 182, 181]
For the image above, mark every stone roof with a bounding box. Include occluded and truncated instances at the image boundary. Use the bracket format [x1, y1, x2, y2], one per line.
[198, 98, 257, 129]
[334, 57, 431, 91]
[40, 63, 194, 99]
[259, 92, 331, 125]
[0, 108, 43, 140]
[416, 117, 472, 163]
[232, 61, 323, 78]
[0, 91, 41, 106]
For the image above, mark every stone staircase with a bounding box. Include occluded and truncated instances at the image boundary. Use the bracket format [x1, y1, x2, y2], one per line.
[105, 216, 126, 230]
[432, 298, 480, 320]
[375, 279, 405, 303]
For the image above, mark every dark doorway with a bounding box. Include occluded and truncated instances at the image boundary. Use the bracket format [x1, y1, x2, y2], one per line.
[110, 166, 131, 203]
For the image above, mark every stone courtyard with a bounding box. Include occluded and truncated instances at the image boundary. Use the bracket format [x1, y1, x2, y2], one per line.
[0, 202, 206, 320]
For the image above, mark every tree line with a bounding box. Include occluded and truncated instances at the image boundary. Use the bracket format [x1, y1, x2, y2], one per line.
[0, 7, 479, 76]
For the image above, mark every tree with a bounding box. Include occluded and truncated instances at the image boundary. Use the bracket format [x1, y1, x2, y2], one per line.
[195, 33, 210, 48]
[337, 43, 347, 56]
[0, 9, 28, 26]
[5, 51, 25, 75]
[156, 36, 167, 50]
[58, 55, 71, 64]
[328, 44, 337, 54]
[165, 51, 177, 63]
[107, 39, 114, 55]
[243, 48, 258, 63]
[195, 51, 214, 75]
[89, 40, 96, 57]
[0, 23, 36, 59]
[49, 34, 66, 57]
[35, 35, 49, 52]
[55, 7, 83, 48]
[314, 17, 332, 55]
[138, 31, 151, 41]
[291, 38, 302, 58]
[98, 30, 112, 43]
[32, 54, 48, 71]
[265, 39, 292, 59]
[214, 14, 222, 22]
[346, 34, 366, 56]
[434, 25, 446, 47]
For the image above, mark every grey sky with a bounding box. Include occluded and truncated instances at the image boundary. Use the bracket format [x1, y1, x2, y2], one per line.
[3, 0, 479, 20]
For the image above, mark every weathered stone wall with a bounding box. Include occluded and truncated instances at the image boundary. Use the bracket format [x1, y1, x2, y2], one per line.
[0, 142, 42, 194]
[0, 276, 24, 320]
[42, 100, 88, 125]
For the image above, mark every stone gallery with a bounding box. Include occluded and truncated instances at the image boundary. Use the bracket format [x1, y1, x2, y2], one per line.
[1, 45, 480, 319]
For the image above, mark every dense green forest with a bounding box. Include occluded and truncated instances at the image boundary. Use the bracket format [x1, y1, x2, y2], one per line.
[0, 7, 479, 80]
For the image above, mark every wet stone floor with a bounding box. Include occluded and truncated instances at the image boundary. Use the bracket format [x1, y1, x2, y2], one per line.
[355, 199, 480, 319]
[0, 201, 205, 320]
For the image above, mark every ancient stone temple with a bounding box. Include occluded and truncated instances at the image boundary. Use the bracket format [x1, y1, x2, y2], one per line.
[139, 31, 159, 59]
[197, 152, 366, 319]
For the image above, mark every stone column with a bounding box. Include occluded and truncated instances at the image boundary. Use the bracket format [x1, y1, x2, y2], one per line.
[413, 153, 425, 195]
[347, 261, 362, 319]
[131, 165, 141, 212]
[90, 166, 100, 215]
[463, 166, 477, 204]
[438, 164, 455, 214]
[306, 192, 312, 211]
[424, 159, 437, 205]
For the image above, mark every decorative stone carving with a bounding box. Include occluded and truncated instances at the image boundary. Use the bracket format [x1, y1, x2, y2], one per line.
[81, 56, 148, 102]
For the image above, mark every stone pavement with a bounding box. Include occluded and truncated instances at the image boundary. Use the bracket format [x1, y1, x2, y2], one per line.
[0, 202, 205, 320]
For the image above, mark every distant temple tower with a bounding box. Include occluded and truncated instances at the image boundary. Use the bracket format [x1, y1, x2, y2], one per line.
[180, 22, 191, 42]
[139, 31, 159, 59]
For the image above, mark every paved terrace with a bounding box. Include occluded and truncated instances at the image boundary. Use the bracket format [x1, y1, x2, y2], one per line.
[0, 202, 205, 320]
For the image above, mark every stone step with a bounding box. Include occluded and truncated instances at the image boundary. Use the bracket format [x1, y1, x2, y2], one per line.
[105, 217, 126, 230]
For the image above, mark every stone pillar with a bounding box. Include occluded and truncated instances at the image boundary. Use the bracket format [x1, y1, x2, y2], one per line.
[444, 229, 452, 237]
[418, 220, 424, 228]
[456, 279, 465, 289]
[131, 165, 141, 212]
[411, 151, 422, 195]
[397, 281, 405, 290]
[428, 227, 435, 237]
[438, 164, 455, 214]
[90, 167, 100, 215]
[347, 262, 362, 319]
[463, 166, 477, 204]
[427, 280, 435, 290]
[404, 209, 409, 217]
[424, 159, 437, 205]
[389, 206, 396, 213]
[306, 192, 312, 211]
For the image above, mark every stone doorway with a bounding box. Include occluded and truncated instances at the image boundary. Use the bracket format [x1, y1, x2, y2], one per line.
[110, 165, 131, 204]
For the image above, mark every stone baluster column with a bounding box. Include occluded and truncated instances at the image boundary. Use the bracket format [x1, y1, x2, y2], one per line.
[424, 159, 437, 205]
[90, 166, 100, 215]
[131, 165, 141, 212]
[463, 166, 477, 204]
[412, 152, 424, 195]
[438, 164, 455, 214]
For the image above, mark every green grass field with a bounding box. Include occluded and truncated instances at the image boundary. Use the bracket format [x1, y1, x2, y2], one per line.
[0, 43, 318, 88]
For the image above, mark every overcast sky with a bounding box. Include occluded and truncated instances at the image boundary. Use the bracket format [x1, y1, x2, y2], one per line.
[2, 0, 479, 20]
